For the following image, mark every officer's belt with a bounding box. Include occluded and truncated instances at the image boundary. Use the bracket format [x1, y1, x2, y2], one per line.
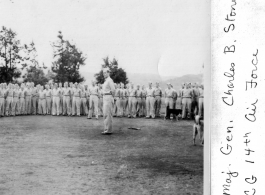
[104, 93, 112, 95]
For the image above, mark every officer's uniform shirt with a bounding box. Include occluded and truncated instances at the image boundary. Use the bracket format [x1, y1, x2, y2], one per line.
[0, 88, 5, 98]
[52, 88, 61, 97]
[7, 88, 14, 98]
[81, 90, 87, 98]
[120, 88, 126, 99]
[73, 88, 81, 97]
[141, 89, 147, 99]
[89, 86, 99, 96]
[45, 89, 52, 98]
[136, 89, 142, 98]
[32, 87, 38, 97]
[39, 90, 46, 99]
[165, 88, 174, 98]
[25, 88, 32, 97]
[128, 87, 137, 97]
[102, 77, 115, 95]
[154, 87, 162, 97]
[146, 87, 155, 97]
[13, 89, 19, 98]
[62, 87, 71, 97]
[114, 88, 120, 98]
[182, 88, 193, 98]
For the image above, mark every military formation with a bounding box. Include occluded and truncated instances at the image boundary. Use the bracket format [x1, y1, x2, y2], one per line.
[0, 80, 204, 120]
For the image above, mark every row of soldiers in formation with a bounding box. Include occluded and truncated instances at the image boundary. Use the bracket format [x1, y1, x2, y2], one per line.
[0, 81, 204, 119]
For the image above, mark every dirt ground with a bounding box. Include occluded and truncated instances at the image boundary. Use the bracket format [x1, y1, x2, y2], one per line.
[0, 115, 203, 195]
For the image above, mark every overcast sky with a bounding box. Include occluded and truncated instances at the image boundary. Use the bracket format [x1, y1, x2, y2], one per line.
[1, 0, 209, 79]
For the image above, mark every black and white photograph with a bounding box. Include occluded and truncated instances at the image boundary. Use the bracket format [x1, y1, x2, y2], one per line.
[0, 0, 209, 194]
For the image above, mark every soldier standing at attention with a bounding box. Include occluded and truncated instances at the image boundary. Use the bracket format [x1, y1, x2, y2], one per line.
[0, 84, 5, 117]
[98, 84, 104, 117]
[128, 83, 137, 118]
[45, 85, 52, 115]
[101, 68, 115, 135]
[62, 82, 71, 116]
[124, 84, 129, 116]
[175, 85, 183, 120]
[38, 85, 46, 115]
[19, 84, 26, 116]
[141, 85, 147, 117]
[146, 82, 155, 119]
[72, 83, 81, 116]
[31, 83, 38, 115]
[198, 83, 204, 119]
[52, 83, 61, 116]
[58, 82, 63, 115]
[181, 82, 193, 119]
[80, 85, 88, 116]
[119, 83, 126, 117]
[135, 84, 142, 117]
[85, 85, 90, 115]
[25, 83, 31, 115]
[87, 81, 99, 119]
[154, 82, 162, 118]
[12, 84, 20, 116]
[113, 83, 121, 117]
[5, 84, 14, 116]
[164, 83, 174, 120]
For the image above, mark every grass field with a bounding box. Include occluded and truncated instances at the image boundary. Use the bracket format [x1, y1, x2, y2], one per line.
[0, 114, 203, 195]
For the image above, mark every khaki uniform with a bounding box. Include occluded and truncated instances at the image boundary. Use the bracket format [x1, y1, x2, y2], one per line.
[198, 88, 204, 118]
[154, 87, 162, 117]
[57, 87, 63, 115]
[113, 88, 121, 117]
[62, 87, 71, 116]
[72, 88, 81, 116]
[18, 89, 26, 115]
[45, 89, 52, 115]
[102, 77, 115, 133]
[119, 88, 126, 116]
[38, 90, 46, 115]
[141, 89, 147, 117]
[181, 88, 193, 118]
[12, 89, 20, 116]
[31, 87, 38, 115]
[5, 89, 14, 116]
[25, 88, 32, 114]
[175, 89, 182, 110]
[146, 87, 155, 118]
[52, 88, 61, 115]
[88, 86, 99, 118]
[98, 89, 103, 116]
[136, 89, 142, 116]
[80, 90, 88, 115]
[0, 88, 5, 116]
[128, 87, 137, 117]
[192, 87, 199, 116]
[124, 88, 129, 116]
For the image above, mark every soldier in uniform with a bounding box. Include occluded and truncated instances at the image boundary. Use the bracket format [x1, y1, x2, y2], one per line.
[84, 85, 90, 115]
[45, 85, 52, 115]
[181, 82, 193, 119]
[198, 83, 204, 119]
[101, 68, 115, 135]
[98, 84, 103, 117]
[113, 83, 121, 117]
[38, 85, 46, 115]
[0, 83, 5, 117]
[128, 83, 137, 118]
[135, 84, 142, 117]
[154, 82, 162, 118]
[52, 83, 61, 116]
[62, 82, 71, 116]
[146, 82, 155, 118]
[87, 81, 99, 119]
[141, 85, 147, 117]
[119, 83, 126, 117]
[191, 83, 199, 119]
[25, 83, 32, 115]
[124, 84, 129, 116]
[31, 82, 38, 115]
[175, 85, 183, 120]
[12, 84, 20, 116]
[58, 82, 63, 115]
[72, 83, 82, 116]
[18, 83, 26, 116]
[5, 84, 14, 116]
[80, 85, 88, 116]
[164, 83, 174, 120]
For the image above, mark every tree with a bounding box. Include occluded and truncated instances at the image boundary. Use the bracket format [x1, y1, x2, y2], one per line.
[0, 26, 24, 83]
[51, 31, 86, 83]
[22, 41, 48, 85]
[95, 56, 129, 84]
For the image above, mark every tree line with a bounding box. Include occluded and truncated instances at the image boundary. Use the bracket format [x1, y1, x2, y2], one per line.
[0, 26, 129, 85]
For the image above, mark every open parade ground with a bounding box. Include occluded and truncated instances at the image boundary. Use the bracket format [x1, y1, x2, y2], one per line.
[0, 116, 203, 195]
